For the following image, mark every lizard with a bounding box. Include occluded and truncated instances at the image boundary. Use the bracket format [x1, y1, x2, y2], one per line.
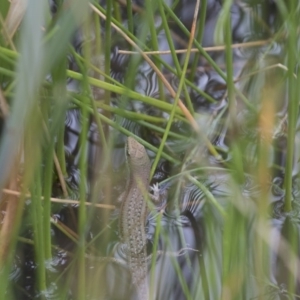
[117, 136, 155, 300]
[106, 137, 198, 299]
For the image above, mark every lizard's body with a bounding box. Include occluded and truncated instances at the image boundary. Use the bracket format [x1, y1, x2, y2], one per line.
[118, 137, 152, 300]
[106, 137, 197, 299]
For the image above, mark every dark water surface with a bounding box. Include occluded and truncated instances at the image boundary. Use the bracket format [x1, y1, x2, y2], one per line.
[7, 0, 298, 299]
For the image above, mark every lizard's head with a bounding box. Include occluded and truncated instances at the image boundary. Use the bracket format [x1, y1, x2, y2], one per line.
[126, 137, 150, 168]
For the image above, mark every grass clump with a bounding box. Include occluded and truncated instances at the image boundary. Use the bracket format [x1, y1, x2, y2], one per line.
[0, 1, 300, 299]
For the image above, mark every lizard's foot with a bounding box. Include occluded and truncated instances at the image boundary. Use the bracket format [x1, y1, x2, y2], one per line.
[149, 183, 168, 213]
[149, 183, 160, 203]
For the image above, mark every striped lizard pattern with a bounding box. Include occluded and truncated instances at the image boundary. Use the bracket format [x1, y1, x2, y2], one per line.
[118, 137, 153, 300]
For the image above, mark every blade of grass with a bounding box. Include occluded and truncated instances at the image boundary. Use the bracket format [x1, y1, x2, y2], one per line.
[283, 1, 299, 212]
[188, 0, 207, 81]
[31, 167, 47, 293]
[144, 0, 165, 101]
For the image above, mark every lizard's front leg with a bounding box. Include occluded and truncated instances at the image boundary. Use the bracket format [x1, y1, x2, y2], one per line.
[149, 183, 161, 203]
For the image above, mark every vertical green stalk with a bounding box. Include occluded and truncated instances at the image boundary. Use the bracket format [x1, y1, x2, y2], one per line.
[223, 0, 235, 126]
[77, 89, 88, 300]
[284, 1, 298, 212]
[126, 0, 134, 35]
[94, 11, 102, 56]
[284, 219, 298, 295]
[56, 119, 67, 175]
[144, 0, 165, 101]
[104, 0, 112, 116]
[149, 212, 163, 299]
[92, 12, 107, 148]
[112, 0, 121, 22]
[43, 138, 54, 260]
[281, 1, 299, 294]
[189, 0, 207, 81]
[31, 167, 47, 294]
[221, 194, 249, 300]
[220, 1, 248, 298]
[52, 56, 68, 179]
[124, 16, 148, 93]
[76, 18, 92, 300]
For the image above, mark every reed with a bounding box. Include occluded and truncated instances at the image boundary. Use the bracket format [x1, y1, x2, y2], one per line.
[0, 0, 299, 299]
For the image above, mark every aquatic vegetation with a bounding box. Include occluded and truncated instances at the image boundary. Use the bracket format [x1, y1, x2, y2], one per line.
[0, 0, 300, 299]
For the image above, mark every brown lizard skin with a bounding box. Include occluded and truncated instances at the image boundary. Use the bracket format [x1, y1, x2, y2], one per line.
[118, 137, 152, 300]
